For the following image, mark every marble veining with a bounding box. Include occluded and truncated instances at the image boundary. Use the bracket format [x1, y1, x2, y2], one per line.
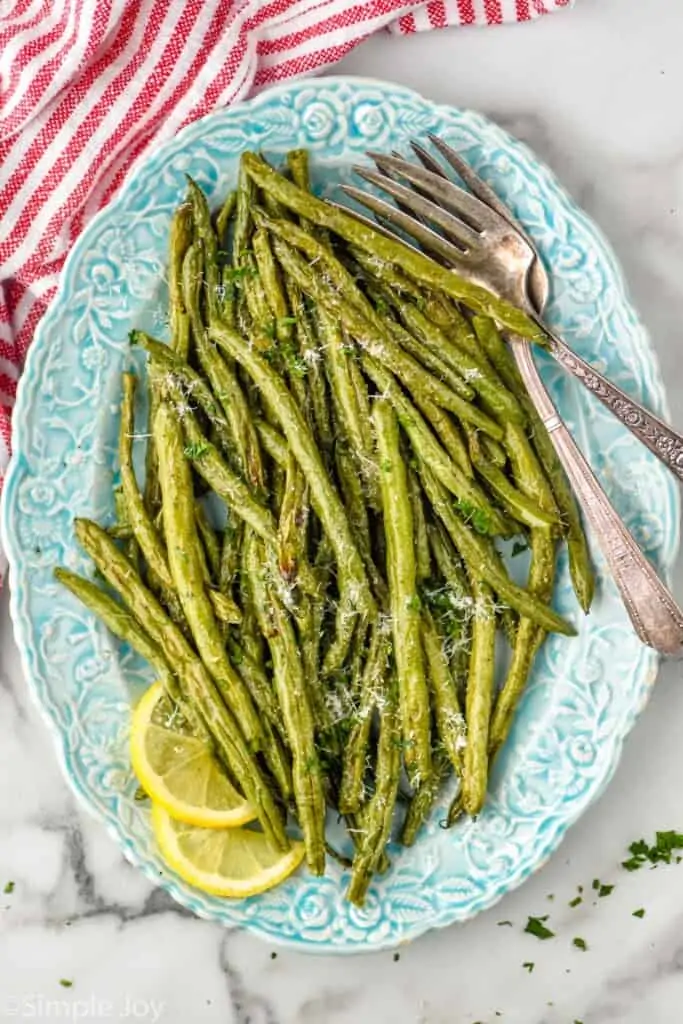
[2, 0, 683, 1017]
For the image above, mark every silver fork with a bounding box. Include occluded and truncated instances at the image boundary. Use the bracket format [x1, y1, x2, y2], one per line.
[339, 140, 683, 654]
[344, 146, 683, 482]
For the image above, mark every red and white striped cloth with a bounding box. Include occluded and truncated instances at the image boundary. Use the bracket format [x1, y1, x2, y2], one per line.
[0, 0, 571, 576]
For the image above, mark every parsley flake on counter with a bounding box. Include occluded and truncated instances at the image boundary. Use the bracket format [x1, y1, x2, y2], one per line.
[522, 962, 535, 973]
[632, 908, 646, 919]
[3, 881, 14, 894]
[622, 831, 683, 871]
[573, 937, 588, 951]
[524, 916, 555, 940]
[497, 920, 513, 927]
[598, 883, 614, 898]
[59, 979, 73, 988]
[569, 896, 582, 908]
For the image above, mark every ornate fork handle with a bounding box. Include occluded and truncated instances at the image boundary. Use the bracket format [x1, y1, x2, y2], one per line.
[513, 339, 683, 655]
[538, 321, 683, 481]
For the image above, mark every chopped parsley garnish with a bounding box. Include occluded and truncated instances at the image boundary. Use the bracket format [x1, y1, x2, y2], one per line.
[622, 831, 683, 871]
[183, 442, 208, 460]
[263, 338, 308, 377]
[632, 908, 646, 918]
[456, 499, 491, 535]
[597, 883, 614, 898]
[511, 539, 529, 557]
[522, 962, 535, 973]
[59, 979, 73, 988]
[3, 881, 14, 894]
[222, 265, 257, 299]
[573, 937, 587, 951]
[471, 510, 491, 534]
[569, 896, 582, 908]
[524, 915, 554, 940]
[393, 952, 400, 962]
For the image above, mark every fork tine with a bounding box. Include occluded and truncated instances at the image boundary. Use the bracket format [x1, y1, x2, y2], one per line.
[384, 150, 436, 226]
[425, 133, 549, 313]
[385, 150, 454, 267]
[342, 157, 446, 261]
[328, 199, 424, 255]
[385, 149, 428, 212]
[340, 185, 467, 267]
[425, 133, 513, 225]
[352, 165, 479, 251]
[366, 151, 494, 234]
[391, 148, 441, 211]
[409, 140, 450, 180]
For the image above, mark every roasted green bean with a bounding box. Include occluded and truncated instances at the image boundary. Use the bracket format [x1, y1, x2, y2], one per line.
[489, 529, 556, 757]
[361, 356, 508, 536]
[422, 608, 466, 775]
[243, 152, 543, 338]
[209, 320, 374, 619]
[420, 465, 575, 636]
[401, 753, 451, 847]
[154, 401, 264, 751]
[347, 674, 401, 906]
[246, 532, 326, 875]
[339, 624, 390, 814]
[472, 315, 594, 612]
[270, 234, 507, 441]
[73, 518, 288, 849]
[374, 399, 431, 786]
[55, 568, 192, 719]
[215, 189, 236, 244]
[460, 579, 497, 816]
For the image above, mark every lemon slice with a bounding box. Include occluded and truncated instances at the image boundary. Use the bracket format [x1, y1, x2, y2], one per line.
[130, 682, 255, 829]
[152, 804, 305, 897]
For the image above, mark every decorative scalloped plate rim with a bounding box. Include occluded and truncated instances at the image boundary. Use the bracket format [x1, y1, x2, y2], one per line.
[1, 77, 679, 954]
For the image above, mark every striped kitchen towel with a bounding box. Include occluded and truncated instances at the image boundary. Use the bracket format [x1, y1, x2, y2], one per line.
[0, 0, 572, 576]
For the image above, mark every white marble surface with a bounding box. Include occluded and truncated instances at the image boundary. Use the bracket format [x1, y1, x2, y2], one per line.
[2, 0, 683, 1020]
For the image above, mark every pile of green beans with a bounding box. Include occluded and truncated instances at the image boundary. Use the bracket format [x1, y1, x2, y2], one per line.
[56, 149, 593, 906]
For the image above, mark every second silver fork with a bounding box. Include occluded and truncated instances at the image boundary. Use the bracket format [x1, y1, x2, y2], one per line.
[341, 139, 683, 654]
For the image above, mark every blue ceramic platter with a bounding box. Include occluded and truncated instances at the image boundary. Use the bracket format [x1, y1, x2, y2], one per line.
[1, 78, 679, 953]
